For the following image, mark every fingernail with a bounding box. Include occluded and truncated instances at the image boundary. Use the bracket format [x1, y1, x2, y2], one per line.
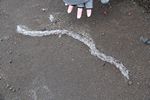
[77, 15, 81, 19]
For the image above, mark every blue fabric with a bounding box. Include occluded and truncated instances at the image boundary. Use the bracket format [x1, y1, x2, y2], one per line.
[63, 0, 89, 5]
[63, 0, 109, 9]
[101, 0, 109, 4]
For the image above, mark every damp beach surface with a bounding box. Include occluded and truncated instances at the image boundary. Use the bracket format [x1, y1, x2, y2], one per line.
[0, 0, 150, 100]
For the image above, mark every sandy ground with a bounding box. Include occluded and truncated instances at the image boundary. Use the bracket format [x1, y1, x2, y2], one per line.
[0, 0, 150, 100]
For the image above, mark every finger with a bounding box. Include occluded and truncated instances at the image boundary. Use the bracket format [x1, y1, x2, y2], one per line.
[86, 9, 92, 17]
[84, 0, 93, 17]
[67, 5, 74, 13]
[77, 3, 84, 19]
[77, 8, 83, 19]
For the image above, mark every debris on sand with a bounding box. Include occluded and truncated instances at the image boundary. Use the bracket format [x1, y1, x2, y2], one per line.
[140, 36, 150, 45]
[9, 60, 13, 64]
[41, 8, 48, 12]
[6, 84, 11, 89]
[49, 14, 57, 23]
[16, 25, 130, 80]
[0, 36, 10, 42]
[7, 50, 12, 55]
[128, 81, 133, 86]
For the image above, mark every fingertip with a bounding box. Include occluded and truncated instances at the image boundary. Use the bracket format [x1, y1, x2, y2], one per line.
[67, 5, 74, 13]
[77, 14, 81, 19]
[77, 16, 81, 19]
[87, 9, 92, 17]
[77, 8, 83, 19]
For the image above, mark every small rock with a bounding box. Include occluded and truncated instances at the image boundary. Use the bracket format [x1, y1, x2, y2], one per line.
[0, 76, 2, 80]
[137, 82, 140, 85]
[103, 11, 108, 15]
[71, 58, 74, 61]
[58, 34, 62, 38]
[128, 81, 133, 86]
[9, 60, 13, 64]
[49, 14, 57, 23]
[41, 8, 48, 12]
[7, 50, 12, 55]
[6, 84, 11, 89]
[101, 33, 105, 36]
[9, 87, 13, 91]
[12, 88, 16, 92]
[132, 2, 136, 5]
[102, 62, 106, 66]
[128, 12, 132, 16]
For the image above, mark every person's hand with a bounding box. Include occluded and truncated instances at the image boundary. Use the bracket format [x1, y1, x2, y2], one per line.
[63, 0, 110, 19]
[64, 0, 93, 19]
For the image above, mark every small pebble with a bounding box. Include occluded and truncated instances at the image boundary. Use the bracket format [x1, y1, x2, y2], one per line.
[9, 60, 13, 64]
[9, 87, 13, 91]
[71, 58, 74, 61]
[49, 15, 57, 23]
[103, 11, 108, 15]
[41, 8, 47, 12]
[102, 62, 106, 66]
[58, 34, 62, 38]
[6, 84, 11, 88]
[101, 33, 105, 36]
[128, 12, 132, 16]
[12, 88, 16, 92]
[137, 82, 140, 85]
[133, 2, 136, 5]
[7, 50, 12, 55]
[128, 81, 133, 86]
[0, 76, 2, 80]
